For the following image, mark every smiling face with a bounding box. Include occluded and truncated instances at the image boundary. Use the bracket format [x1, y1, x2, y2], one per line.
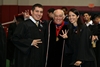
[83, 13, 91, 21]
[68, 11, 79, 25]
[31, 7, 43, 21]
[95, 17, 100, 24]
[53, 9, 65, 24]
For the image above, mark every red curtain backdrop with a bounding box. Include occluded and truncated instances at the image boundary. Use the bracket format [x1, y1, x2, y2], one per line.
[0, 5, 100, 23]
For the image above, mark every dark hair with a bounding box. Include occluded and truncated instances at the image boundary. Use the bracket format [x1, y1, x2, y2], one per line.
[32, 3, 43, 11]
[61, 7, 68, 11]
[83, 12, 92, 20]
[48, 8, 55, 13]
[16, 15, 24, 22]
[83, 12, 91, 16]
[69, 8, 83, 34]
[94, 14, 100, 19]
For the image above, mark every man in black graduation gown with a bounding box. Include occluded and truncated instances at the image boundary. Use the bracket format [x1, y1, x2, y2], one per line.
[45, 9, 69, 67]
[93, 15, 100, 67]
[0, 23, 6, 67]
[12, 3, 47, 67]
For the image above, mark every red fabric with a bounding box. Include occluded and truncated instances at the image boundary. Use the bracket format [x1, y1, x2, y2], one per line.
[56, 21, 64, 36]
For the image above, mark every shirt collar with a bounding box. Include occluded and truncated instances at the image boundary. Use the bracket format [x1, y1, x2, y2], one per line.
[29, 16, 37, 23]
[85, 20, 93, 26]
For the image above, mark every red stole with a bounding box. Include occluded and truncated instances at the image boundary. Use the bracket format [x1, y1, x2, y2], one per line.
[56, 21, 64, 37]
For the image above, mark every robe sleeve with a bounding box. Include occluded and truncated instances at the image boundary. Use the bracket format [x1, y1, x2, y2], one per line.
[77, 26, 94, 61]
[12, 22, 33, 54]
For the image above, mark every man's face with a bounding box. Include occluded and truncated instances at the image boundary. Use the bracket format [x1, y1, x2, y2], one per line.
[31, 7, 43, 21]
[83, 13, 91, 21]
[53, 10, 64, 24]
[48, 12, 54, 18]
[94, 17, 100, 24]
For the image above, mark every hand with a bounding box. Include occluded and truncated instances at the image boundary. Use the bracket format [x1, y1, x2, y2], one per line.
[22, 10, 30, 18]
[32, 39, 42, 48]
[92, 35, 98, 41]
[59, 30, 68, 39]
[92, 35, 95, 41]
[13, 16, 17, 22]
[94, 36, 98, 40]
[74, 61, 82, 66]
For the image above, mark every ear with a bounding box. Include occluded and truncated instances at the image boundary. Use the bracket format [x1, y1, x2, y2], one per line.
[63, 15, 65, 19]
[77, 15, 79, 19]
[30, 10, 33, 15]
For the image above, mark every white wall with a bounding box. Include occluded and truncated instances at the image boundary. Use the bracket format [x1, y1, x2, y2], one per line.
[0, 0, 3, 5]
[1, 0, 100, 6]
[18, 0, 100, 6]
[2, 0, 17, 5]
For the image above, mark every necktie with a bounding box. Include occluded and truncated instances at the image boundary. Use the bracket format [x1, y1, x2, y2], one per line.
[36, 21, 39, 26]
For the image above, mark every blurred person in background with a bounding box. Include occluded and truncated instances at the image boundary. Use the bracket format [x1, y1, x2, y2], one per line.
[47, 8, 55, 22]
[0, 23, 6, 67]
[61, 7, 69, 22]
[7, 14, 24, 67]
[92, 14, 100, 67]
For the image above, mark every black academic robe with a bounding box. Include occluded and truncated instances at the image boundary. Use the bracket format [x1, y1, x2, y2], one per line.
[64, 15, 69, 22]
[12, 19, 47, 67]
[68, 24, 96, 67]
[45, 21, 68, 67]
[92, 24, 100, 67]
[96, 24, 100, 67]
[0, 23, 6, 67]
[7, 22, 17, 61]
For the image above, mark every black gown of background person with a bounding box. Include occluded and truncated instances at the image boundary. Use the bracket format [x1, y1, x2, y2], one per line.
[7, 22, 17, 59]
[45, 21, 68, 67]
[90, 23, 100, 67]
[68, 24, 96, 67]
[95, 24, 100, 67]
[12, 19, 47, 67]
[0, 23, 6, 67]
[7, 15, 24, 63]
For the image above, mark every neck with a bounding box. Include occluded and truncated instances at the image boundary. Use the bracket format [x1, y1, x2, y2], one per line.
[86, 20, 91, 23]
[55, 21, 64, 26]
[73, 22, 77, 27]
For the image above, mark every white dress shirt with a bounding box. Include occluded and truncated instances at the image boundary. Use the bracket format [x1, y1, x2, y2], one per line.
[85, 20, 93, 27]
